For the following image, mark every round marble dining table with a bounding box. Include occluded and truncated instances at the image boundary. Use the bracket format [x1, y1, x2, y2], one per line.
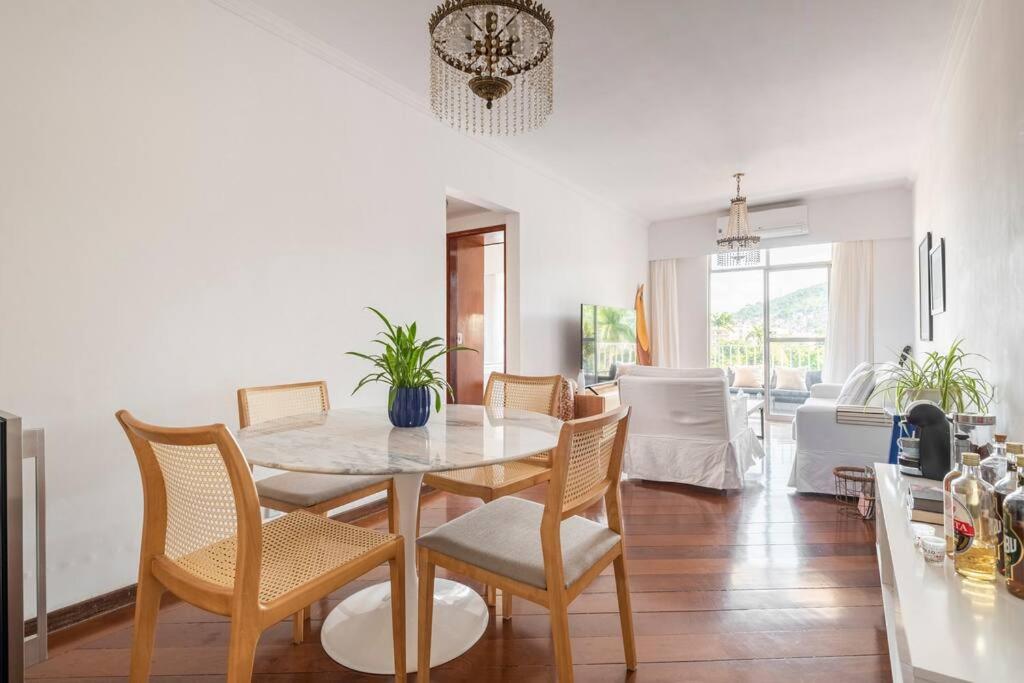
[236, 404, 562, 675]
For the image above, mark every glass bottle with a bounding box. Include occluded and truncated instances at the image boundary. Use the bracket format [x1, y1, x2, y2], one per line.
[996, 448, 1024, 574]
[951, 452, 999, 582]
[944, 437, 968, 557]
[1002, 464, 1024, 598]
[981, 433, 1008, 485]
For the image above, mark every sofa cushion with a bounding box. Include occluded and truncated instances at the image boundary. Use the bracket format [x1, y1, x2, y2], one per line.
[836, 362, 875, 405]
[775, 367, 807, 392]
[731, 366, 763, 389]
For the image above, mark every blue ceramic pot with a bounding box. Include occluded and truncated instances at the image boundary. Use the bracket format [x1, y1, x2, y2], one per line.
[388, 386, 431, 428]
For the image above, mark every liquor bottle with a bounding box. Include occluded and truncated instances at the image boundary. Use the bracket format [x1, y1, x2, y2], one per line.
[981, 433, 1008, 485]
[944, 438, 968, 557]
[1002, 465, 1024, 598]
[994, 446, 1022, 574]
[951, 452, 999, 581]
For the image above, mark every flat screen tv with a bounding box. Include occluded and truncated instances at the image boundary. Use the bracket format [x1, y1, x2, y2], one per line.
[581, 304, 637, 387]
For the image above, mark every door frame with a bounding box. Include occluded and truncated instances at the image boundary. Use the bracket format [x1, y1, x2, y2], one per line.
[446, 224, 507, 403]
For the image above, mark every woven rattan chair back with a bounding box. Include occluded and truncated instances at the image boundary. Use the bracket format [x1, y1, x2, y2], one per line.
[545, 406, 630, 520]
[117, 411, 262, 593]
[483, 373, 562, 417]
[237, 380, 329, 429]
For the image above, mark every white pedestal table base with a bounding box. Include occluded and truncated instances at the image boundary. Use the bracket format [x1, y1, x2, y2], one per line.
[319, 472, 489, 674]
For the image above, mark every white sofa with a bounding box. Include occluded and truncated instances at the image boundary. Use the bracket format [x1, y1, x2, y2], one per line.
[618, 367, 765, 490]
[788, 382, 893, 494]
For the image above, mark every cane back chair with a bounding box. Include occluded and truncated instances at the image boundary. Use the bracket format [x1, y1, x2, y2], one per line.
[422, 372, 563, 614]
[416, 407, 636, 682]
[237, 380, 396, 642]
[116, 411, 405, 682]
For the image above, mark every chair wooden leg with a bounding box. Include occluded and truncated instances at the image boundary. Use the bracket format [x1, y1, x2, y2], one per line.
[485, 584, 496, 607]
[549, 588, 574, 683]
[501, 588, 512, 621]
[225, 618, 260, 683]
[387, 481, 399, 536]
[613, 555, 637, 671]
[417, 549, 436, 683]
[291, 609, 304, 644]
[128, 569, 164, 683]
[389, 544, 407, 682]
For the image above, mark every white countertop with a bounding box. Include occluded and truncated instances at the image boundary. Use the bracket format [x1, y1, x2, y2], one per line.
[875, 464, 1024, 682]
[236, 404, 562, 475]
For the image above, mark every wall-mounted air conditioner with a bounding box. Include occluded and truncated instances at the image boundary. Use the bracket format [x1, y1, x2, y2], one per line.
[716, 205, 808, 240]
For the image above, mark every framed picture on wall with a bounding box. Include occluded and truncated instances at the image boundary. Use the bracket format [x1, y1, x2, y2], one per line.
[930, 238, 946, 315]
[919, 233, 932, 341]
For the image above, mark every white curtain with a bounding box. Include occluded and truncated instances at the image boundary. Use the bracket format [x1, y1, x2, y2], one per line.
[649, 259, 681, 368]
[823, 241, 874, 383]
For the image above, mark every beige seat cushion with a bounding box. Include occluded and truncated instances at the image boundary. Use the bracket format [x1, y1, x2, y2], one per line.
[417, 496, 620, 589]
[256, 471, 389, 508]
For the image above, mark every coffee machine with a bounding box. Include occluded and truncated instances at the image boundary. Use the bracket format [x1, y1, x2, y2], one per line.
[899, 401, 951, 480]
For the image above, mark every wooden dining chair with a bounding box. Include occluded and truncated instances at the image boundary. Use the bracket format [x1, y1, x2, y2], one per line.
[422, 372, 562, 615]
[416, 407, 636, 682]
[238, 380, 396, 642]
[116, 410, 406, 682]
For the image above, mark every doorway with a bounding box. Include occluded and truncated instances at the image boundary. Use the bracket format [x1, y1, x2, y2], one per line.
[446, 220, 506, 405]
[447, 226, 505, 404]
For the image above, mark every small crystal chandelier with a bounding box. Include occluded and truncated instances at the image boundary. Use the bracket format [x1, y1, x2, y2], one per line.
[716, 172, 761, 267]
[429, 0, 554, 136]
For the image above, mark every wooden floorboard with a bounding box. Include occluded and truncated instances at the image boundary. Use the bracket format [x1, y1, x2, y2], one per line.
[26, 422, 890, 681]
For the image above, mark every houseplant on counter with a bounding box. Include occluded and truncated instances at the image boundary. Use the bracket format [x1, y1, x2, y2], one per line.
[347, 307, 474, 427]
[871, 338, 994, 413]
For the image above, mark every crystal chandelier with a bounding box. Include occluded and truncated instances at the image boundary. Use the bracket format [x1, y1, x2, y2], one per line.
[429, 0, 554, 136]
[716, 173, 761, 267]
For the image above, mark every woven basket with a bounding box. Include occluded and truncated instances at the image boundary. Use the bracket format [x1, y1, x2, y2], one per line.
[833, 465, 876, 520]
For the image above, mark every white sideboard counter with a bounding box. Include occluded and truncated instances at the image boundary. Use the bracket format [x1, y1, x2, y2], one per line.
[875, 464, 1024, 682]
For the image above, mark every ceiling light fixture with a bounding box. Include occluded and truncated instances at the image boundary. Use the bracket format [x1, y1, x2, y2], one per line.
[429, 0, 554, 136]
[716, 172, 761, 267]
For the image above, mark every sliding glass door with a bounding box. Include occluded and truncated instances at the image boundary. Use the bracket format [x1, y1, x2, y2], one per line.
[709, 244, 830, 419]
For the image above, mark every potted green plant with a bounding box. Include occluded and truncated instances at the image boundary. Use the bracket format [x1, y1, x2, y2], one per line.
[347, 307, 474, 427]
[871, 338, 994, 413]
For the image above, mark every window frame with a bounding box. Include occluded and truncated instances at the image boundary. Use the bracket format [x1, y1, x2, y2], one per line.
[707, 246, 831, 420]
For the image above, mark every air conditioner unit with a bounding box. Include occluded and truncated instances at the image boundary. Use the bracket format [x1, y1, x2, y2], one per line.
[716, 205, 808, 240]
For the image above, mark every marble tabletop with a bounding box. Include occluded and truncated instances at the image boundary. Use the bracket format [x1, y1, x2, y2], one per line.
[236, 404, 563, 475]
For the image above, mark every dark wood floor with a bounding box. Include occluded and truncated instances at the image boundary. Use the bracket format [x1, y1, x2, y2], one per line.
[27, 423, 890, 681]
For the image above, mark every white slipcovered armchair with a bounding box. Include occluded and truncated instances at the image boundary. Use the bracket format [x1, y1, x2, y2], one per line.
[617, 367, 764, 490]
[788, 382, 893, 494]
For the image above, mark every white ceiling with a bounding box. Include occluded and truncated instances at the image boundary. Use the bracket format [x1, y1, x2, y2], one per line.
[249, 0, 960, 221]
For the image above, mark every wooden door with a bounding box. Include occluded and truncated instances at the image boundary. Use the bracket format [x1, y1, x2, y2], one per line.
[447, 233, 486, 404]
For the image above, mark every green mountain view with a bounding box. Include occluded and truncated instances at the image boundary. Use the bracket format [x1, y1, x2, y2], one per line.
[732, 283, 827, 336]
[711, 283, 827, 370]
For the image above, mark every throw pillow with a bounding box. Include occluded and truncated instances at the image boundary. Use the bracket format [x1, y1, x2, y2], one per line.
[836, 362, 875, 405]
[775, 366, 807, 392]
[557, 377, 576, 421]
[731, 365, 763, 389]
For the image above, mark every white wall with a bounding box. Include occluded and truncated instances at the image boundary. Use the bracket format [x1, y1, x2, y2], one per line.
[872, 238, 916, 362]
[654, 187, 916, 369]
[913, 0, 1024, 430]
[0, 0, 648, 609]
